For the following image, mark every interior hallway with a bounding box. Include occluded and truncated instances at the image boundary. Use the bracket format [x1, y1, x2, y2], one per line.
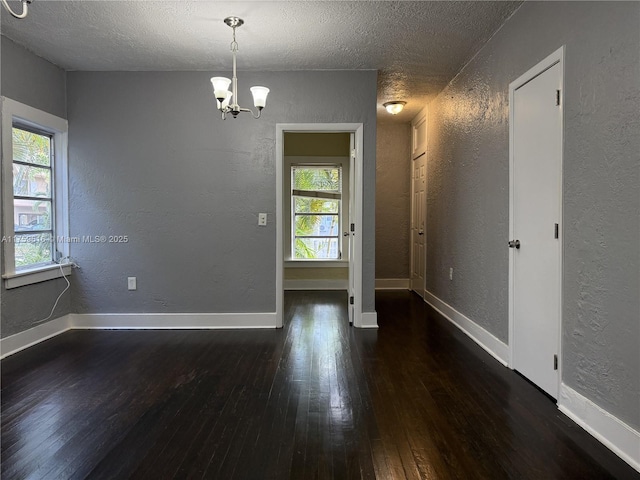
[1, 290, 637, 479]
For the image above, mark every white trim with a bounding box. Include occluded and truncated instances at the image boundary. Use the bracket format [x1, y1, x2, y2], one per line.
[508, 46, 565, 394]
[284, 156, 351, 263]
[276, 126, 284, 327]
[558, 383, 640, 472]
[3, 263, 72, 289]
[375, 278, 410, 290]
[284, 279, 348, 291]
[70, 312, 277, 330]
[409, 122, 428, 296]
[360, 312, 378, 329]
[352, 127, 366, 328]
[423, 289, 510, 366]
[276, 123, 366, 329]
[0, 312, 276, 359]
[411, 106, 428, 298]
[0, 314, 72, 359]
[411, 105, 428, 159]
[421, 286, 639, 473]
[1, 97, 70, 285]
[285, 260, 348, 269]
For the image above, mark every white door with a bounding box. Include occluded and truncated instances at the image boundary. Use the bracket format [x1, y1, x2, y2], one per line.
[347, 133, 356, 325]
[411, 154, 426, 295]
[511, 58, 563, 399]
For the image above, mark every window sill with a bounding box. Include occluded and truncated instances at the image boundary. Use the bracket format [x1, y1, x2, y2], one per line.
[3, 263, 72, 289]
[285, 260, 349, 269]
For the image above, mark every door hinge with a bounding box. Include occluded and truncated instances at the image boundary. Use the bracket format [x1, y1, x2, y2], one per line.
[554, 223, 559, 239]
[349, 296, 354, 305]
[553, 354, 558, 370]
[351, 149, 356, 159]
[350, 223, 355, 233]
[556, 89, 561, 106]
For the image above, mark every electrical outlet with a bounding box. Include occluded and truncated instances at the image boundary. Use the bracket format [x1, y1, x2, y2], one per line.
[128, 276, 137, 291]
[449, 268, 453, 281]
[258, 213, 267, 226]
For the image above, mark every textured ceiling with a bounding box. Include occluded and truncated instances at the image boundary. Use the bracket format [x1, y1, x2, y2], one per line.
[1, 1, 522, 122]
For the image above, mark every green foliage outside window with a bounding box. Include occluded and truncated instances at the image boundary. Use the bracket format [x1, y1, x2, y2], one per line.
[293, 167, 341, 259]
[12, 127, 54, 268]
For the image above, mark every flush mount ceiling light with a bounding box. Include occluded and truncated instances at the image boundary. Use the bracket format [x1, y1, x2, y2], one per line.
[211, 17, 270, 120]
[2, 0, 31, 19]
[383, 101, 407, 115]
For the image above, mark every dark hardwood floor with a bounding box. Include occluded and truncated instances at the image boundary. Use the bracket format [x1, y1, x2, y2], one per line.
[1, 290, 638, 479]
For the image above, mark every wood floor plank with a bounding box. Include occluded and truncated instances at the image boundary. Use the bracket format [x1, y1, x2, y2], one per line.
[1, 290, 638, 480]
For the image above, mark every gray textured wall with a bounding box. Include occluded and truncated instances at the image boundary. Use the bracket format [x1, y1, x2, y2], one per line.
[67, 70, 377, 314]
[1, 36, 71, 338]
[1, 36, 66, 118]
[375, 123, 411, 279]
[426, 1, 639, 429]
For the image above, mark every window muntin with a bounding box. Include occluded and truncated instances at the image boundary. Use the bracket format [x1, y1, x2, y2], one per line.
[12, 126, 55, 269]
[291, 166, 342, 260]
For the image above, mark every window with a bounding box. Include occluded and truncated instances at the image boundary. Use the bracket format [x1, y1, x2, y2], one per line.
[12, 126, 55, 269]
[1, 97, 69, 288]
[291, 166, 341, 260]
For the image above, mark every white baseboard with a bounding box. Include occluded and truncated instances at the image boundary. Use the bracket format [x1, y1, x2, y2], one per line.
[284, 279, 348, 290]
[558, 384, 640, 472]
[70, 312, 277, 329]
[0, 314, 72, 359]
[359, 311, 378, 328]
[423, 290, 510, 366]
[421, 289, 639, 472]
[0, 312, 277, 359]
[375, 278, 410, 290]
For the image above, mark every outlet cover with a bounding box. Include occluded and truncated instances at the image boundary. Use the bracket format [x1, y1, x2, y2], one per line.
[258, 213, 267, 226]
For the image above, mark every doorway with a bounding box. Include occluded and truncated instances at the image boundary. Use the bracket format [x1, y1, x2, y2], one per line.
[276, 124, 364, 328]
[509, 47, 564, 399]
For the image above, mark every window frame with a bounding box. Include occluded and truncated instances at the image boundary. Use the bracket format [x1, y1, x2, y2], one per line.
[290, 164, 343, 261]
[1, 97, 70, 289]
[12, 124, 56, 269]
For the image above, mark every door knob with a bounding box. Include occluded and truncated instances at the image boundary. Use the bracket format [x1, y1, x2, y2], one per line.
[343, 232, 349, 237]
[508, 240, 520, 249]
[418, 230, 424, 235]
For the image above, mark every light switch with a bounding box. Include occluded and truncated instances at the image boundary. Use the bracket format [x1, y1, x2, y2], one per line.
[128, 276, 137, 290]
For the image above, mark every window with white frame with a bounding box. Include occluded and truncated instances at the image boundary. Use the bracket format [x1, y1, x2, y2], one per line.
[12, 126, 55, 268]
[1, 97, 70, 288]
[291, 165, 342, 260]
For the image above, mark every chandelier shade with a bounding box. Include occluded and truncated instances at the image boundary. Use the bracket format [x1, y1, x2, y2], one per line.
[250, 86, 270, 109]
[211, 77, 232, 101]
[216, 91, 233, 110]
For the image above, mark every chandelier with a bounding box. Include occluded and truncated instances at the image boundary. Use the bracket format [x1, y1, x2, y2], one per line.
[2, 0, 31, 19]
[211, 17, 270, 120]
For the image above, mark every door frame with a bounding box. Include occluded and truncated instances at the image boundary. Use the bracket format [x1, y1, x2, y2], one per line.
[275, 123, 364, 328]
[410, 152, 427, 296]
[508, 46, 565, 386]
